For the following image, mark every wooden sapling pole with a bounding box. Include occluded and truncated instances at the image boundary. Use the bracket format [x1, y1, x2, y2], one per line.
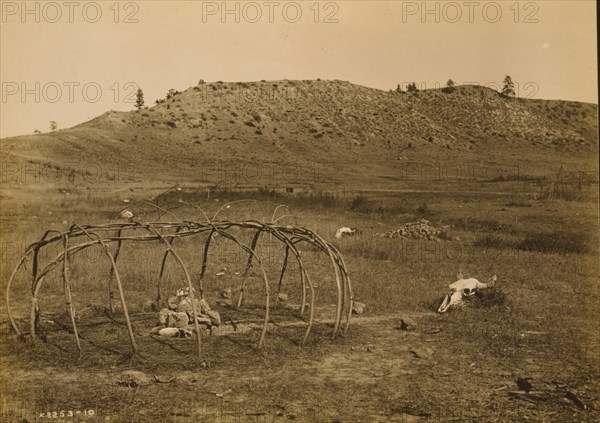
[146, 224, 203, 363]
[29, 287, 40, 341]
[209, 225, 270, 349]
[299, 266, 308, 316]
[264, 228, 315, 346]
[237, 229, 263, 308]
[302, 232, 344, 338]
[29, 245, 42, 339]
[62, 235, 82, 357]
[287, 240, 309, 316]
[31, 245, 40, 290]
[28, 243, 66, 340]
[157, 229, 183, 306]
[274, 246, 290, 309]
[281, 242, 315, 346]
[104, 248, 138, 353]
[107, 229, 123, 314]
[300, 267, 316, 346]
[28, 230, 72, 340]
[329, 246, 354, 333]
[6, 253, 31, 336]
[75, 226, 138, 354]
[197, 229, 215, 300]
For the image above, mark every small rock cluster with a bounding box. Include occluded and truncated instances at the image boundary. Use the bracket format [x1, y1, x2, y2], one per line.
[375, 219, 447, 241]
[151, 287, 221, 337]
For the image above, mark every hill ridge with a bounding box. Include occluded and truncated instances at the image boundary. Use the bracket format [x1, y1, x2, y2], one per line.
[1, 79, 597, 188]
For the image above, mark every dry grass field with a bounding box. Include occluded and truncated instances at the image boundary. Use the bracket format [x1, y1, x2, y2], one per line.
[1, 174, 598, 422]
[1, 81, 599, 422]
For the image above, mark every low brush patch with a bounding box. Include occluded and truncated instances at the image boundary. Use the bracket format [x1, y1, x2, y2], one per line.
[449, 218, 512, 233]
[516, 230, 594, 254]
[473, 234, 516, 249]
[474, 231, 595, 254]
[469, 288, 510, 310]
[347, 196, 411, 216]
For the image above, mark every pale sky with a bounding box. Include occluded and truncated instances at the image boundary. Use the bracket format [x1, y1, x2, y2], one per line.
[1, 0, 597, 138]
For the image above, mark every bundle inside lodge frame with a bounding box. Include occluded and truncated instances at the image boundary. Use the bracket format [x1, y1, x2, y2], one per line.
[5, 220, 353, 361]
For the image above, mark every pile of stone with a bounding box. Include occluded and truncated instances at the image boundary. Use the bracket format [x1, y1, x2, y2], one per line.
[375, 219, 446, 241]
[151, 287, 221, 338]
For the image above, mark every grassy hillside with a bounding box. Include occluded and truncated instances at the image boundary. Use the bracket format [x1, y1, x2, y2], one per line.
[1, 80, 597, 190]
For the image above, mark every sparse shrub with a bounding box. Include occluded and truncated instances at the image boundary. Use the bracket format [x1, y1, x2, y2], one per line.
[166, 89, 180, 100]
[451, 218, 511, 233]
[470, 288, 510, 310]
[537, 182, 587, 201]
[442, 79, 456, 93]
[406, 82, 419, 93]
[349, 195, 368, 211]
[517, 231, 593, 254]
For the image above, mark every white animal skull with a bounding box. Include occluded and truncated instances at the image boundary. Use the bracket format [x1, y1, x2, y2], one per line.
[335, 227, 357, 239]
[438, 275, 497, 313]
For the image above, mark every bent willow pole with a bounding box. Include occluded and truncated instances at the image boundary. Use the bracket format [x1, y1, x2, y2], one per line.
[4, 220, 353, 359]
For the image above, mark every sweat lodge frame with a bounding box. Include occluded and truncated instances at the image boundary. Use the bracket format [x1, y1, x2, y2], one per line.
[5, 220, 354, 361]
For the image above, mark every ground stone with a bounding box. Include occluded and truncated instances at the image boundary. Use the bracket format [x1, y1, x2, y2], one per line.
[158, 327, 182, 337]
[168, 311, 190, 328]
[410, 346, 434, 360]
[216, 299, 232, 307]
[207, 310, 221, 326]
[118, 370, 151, 387]
[352, 302, 366, 315]
[174, 371, 198, 384]
[399, 316, 418, 331]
